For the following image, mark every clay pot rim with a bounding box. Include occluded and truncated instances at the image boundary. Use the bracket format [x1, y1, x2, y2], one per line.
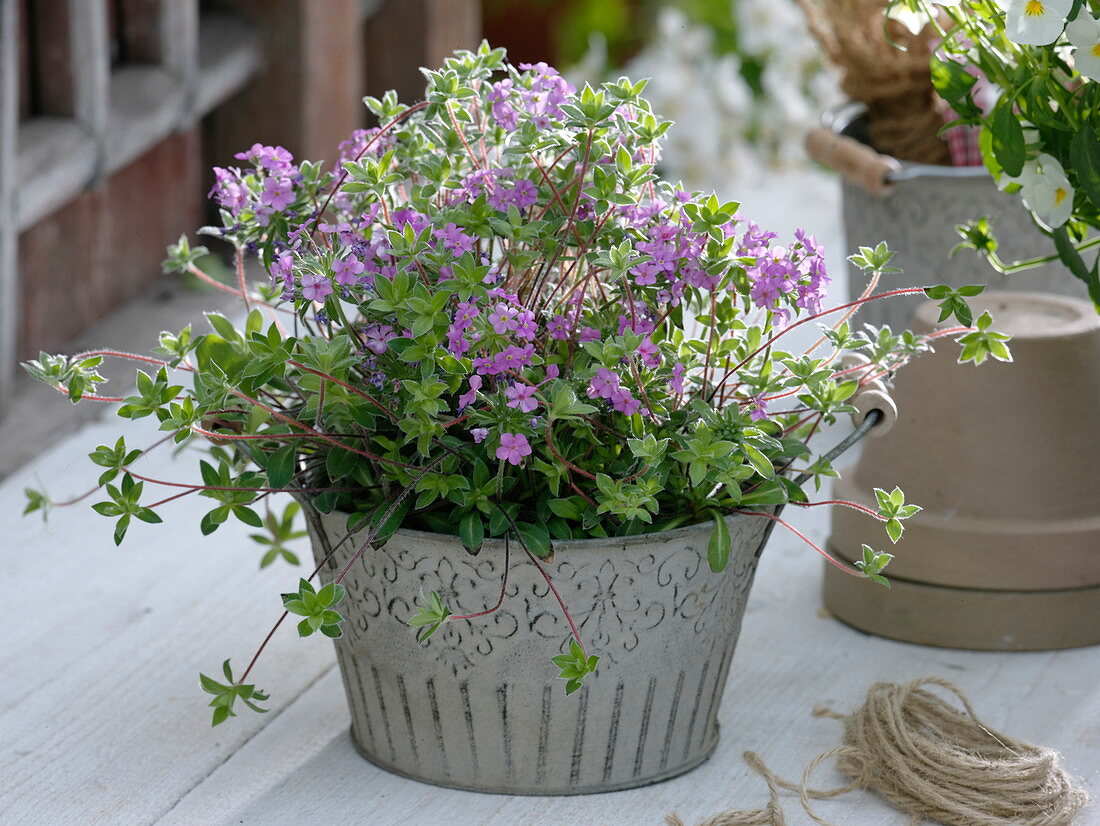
[918, 290, 1100, 339]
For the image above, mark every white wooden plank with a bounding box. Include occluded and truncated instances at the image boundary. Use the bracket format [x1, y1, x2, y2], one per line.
[0, 413, 336, 824]
[0, 0, 18, 415]
[153, 499, 1100, 826]
[106, 65, 186, 172]
[160, 0, 199, 126]
[15, 118, 97, 230]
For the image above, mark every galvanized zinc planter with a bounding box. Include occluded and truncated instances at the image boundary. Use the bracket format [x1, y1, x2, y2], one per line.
[299, 413, 886, 795]
[811, 103, 1083, 330]
[303, 512, 772, 794]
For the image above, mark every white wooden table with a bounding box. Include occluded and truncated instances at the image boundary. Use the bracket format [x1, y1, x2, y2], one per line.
[2, 172, 1097, 824]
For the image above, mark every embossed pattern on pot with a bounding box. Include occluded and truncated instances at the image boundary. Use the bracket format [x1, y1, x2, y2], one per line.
[305, 512, 775, 795]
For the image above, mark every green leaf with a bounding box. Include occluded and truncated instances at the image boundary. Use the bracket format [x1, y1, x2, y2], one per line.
[742, 444, 775, 478]
[1070, 125, 1100, 210]
[739, 481, 788, 507]
[991, 101, 1025, 178]
[459, 511, 485, 553]
[266, 445, 296, 490]
[885, 518, 904, 544]
[516, 521, 552, 559]
[407, 589, 452, 644]
[551, 637, 599, 695]
[707, 512, 731, 573]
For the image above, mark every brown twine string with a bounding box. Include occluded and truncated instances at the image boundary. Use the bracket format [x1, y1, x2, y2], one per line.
[666, 677, 1089, 826]
[795, 0, 951, 165]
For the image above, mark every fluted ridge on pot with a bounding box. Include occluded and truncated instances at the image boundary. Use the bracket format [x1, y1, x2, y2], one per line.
[304, 511, 776, 794]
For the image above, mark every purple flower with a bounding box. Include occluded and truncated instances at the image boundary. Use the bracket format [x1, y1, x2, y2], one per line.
[496, 432, 532, 466]
[332, 256, 366, 286]
[363, 323, 396, 354]
[391, 208, 430, 235]
[209, 167, 248, 214]
[505, 383, 539, 413]
[513, 309, 538, 340]
[300, 272, 332, 302]
[446, 326, 472, 356]
[438, 222, 476, 256]
[587, 367, 620, 400]
[488, 303, 518, 334]
[488, 79, 520, 131]
[260, 177, 295, 211]
[631, 261, 662, 287]
[268, 250, 294, 289]
[578, 327, 601, 344]
[670, 362, 686, 395]
[637, 340, 662, 369]
[547, 314, 572, 340]
[510, 180, 538, 210]
[458, 375, 483, 409]
[454, 301, 480, 326]
[610, 387, 641, 416]
[235, 143, 295, 175]
[750, 394, 770, 422]
[471, 427, 489, 444]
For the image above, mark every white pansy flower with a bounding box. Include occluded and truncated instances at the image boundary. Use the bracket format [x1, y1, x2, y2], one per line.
[1017, 154, 1075, 228]
[1004, 0, 1072, 45]
[1066, 12, 1100, 81]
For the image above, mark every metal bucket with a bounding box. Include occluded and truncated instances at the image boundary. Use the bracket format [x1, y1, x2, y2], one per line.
[299, 411, 885, 794]
[820, 102, 1083, 329]
[305, 512, 775, 795]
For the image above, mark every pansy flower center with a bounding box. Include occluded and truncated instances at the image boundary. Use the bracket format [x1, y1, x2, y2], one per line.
[1024, 0, 1045, 14]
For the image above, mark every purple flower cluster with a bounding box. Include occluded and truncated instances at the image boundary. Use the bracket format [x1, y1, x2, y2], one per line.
[209, 144, 301, 227]
[628, 215, 718, 302]
[741, 225, 830, 318]
[488, 63, 575, 132]
[587, 367, 643, 416]
[336, 127, 393, 166]
[455, 168, 539, 213]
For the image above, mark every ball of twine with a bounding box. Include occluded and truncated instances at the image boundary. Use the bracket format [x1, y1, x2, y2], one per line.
[667, 677, 1089, 826]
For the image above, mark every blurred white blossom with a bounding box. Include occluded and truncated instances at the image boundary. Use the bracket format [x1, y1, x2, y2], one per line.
[589, 3, 840, 188]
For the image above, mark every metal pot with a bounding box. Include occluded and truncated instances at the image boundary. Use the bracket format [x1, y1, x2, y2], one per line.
[299, 410, 887, 794]
[809, 102, 1084, 329]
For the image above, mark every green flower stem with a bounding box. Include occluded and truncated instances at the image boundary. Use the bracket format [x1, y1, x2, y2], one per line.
[1052, 226, 1100, 308]
[984, 236, 1100, 274]
[310, 100, 431, 234]
[710, 285, 927, 398]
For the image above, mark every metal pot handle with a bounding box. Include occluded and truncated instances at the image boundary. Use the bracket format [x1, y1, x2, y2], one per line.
[790, 384, 896, 490]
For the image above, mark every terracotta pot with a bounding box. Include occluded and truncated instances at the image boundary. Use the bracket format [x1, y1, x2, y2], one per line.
[825, 291, 1100, 650]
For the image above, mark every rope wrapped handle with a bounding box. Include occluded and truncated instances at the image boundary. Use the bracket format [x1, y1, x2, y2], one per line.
[790, 377, 896, 490]
[805, 128, 901, 197]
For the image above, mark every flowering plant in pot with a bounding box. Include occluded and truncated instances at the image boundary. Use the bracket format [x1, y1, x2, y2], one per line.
[889, 0, 1100, 309]
[21, 44, 1004, 793]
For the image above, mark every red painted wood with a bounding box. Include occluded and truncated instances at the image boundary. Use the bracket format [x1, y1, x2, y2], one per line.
[18, 129, 203, 359]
